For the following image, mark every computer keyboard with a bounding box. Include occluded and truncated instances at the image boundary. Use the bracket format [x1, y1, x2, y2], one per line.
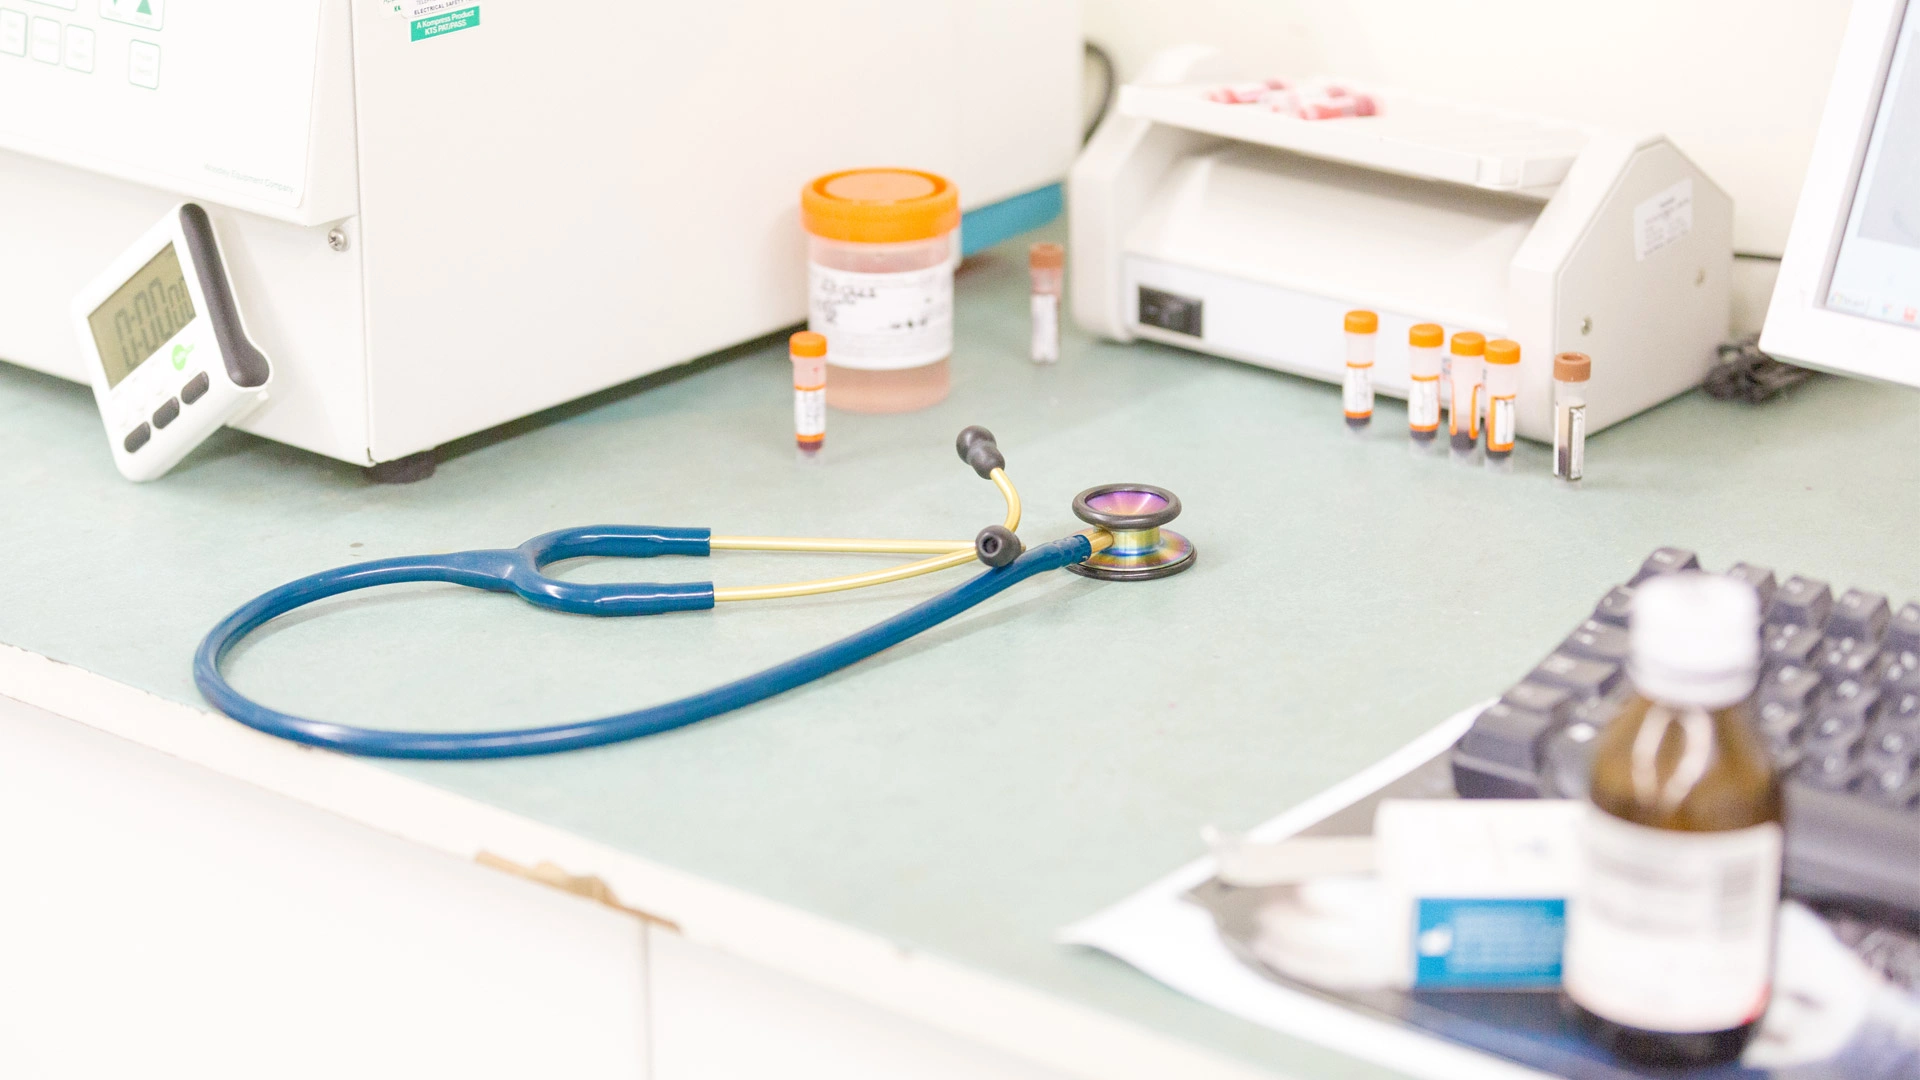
[1451, 547, 1920, 921]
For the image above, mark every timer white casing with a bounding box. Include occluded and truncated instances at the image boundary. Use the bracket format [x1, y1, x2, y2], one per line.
[69, 204, 271, 481]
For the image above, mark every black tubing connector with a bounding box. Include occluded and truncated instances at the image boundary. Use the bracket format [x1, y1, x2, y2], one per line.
[955, 426, 1005, 479]
[974, 525, 1024, 568]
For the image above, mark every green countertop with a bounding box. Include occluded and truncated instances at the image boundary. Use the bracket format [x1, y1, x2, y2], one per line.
[4, 225, 1917, 1079]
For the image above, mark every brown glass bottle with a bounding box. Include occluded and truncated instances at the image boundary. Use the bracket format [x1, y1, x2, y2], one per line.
[1563, 574, 1783, 1068]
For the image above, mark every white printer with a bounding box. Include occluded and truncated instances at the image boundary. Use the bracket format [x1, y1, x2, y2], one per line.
[0, 0, 1079, 473]
[1071, 49, 1733, 440]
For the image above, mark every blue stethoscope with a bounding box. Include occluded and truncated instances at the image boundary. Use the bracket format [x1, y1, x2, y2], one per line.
[194, 428, 1196, 760]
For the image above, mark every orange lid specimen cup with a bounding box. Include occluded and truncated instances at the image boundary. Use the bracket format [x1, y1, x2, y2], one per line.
[801, 168, 960, 244]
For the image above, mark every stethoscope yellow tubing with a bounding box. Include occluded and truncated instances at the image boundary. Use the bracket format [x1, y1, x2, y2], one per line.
[709, 469, 1023, 604]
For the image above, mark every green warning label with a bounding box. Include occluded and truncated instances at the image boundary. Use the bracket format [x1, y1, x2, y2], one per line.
[411, 5, 479, 41]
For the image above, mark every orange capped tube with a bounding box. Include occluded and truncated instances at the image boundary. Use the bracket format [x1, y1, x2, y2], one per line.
[1448, 332, 1486, 465]
[1554, 352, 1591, 483]
[1407, 323, 1444, 451]
[1030, 242, 1064, 364]
[790, 331, 827, 457]
[1343, 309, 1377, 431]
[1484, 339, 1520, 471]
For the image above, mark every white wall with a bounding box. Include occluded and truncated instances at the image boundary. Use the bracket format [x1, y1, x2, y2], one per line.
[1085, 0, 1854, 332]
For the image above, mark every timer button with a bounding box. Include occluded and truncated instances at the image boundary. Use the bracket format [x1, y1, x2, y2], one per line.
[1, 11, 27, 58]
[123, 423, 152, 454]
[128, 39, 159, 89]
[152, 397, 180, 429]
[63, 24, 93, 72]
[29, 16, 58, 63]
[180, 371, 210, 404]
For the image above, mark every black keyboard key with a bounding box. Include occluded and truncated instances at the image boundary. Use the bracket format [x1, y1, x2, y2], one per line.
[1531, 652, 1624, 700]
[1764, 624, 1822, 668]
[1758, 699, 1809, 740]
[1783, 782, 1920, 911]
[1830, 590, 1891, 643]
[1860, 755, 1915, 800]
[1885, 603, 1920, 668]
[1757, 700, 1808, 767]
[1760, 664, 1823, 710]
[1886, 650, 1920, 688]
[1769, 575, 1833, 630]
[1461, 703, 1560, 772]
[1797, 750, 1861, 791]
[1823, 678, 1881, 726]
[1592, 585, 1635, 627]
[122, 423, 151, 454]
[1629, 547, 1700, 585]
[1802, 708, 1868, 759]
[1885, 683, 1920, 726]
[1862, 711, 1918, 774]
[1502, 681, 1574, 723]
[1453, 702, 1564, 799]
[1867, 714, 1920, 761]
[1865, 768, 1920, 810]
[1541, 720, 1603, 799]
[1561, 619, 1631, 664]
[1816, 637, 1885, 682]
[1726, 563, 1777, 610]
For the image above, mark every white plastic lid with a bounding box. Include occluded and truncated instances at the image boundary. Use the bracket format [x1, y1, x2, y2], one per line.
[1628, 573, 1762, 706]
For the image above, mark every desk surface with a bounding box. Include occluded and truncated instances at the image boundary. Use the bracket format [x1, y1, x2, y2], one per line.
[4, 226, 1917, 1080]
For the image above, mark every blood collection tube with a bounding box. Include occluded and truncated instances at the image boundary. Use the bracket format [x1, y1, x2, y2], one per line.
[1406, 323, 1444, 452]
[1448, 332, 1486, 465]
[790, 331, 827, 458]
[1030, 242, 1064, 364]
[1483, 339, 1520, 472]
[1554, 351, 1590, 483]
[1342, 310, 1377, 431]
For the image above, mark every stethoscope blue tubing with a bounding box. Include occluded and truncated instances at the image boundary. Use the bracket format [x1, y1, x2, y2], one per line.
[193, 529, 1094, 760]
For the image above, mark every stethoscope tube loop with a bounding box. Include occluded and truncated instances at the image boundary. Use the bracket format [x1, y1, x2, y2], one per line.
[192, 533, 1093, 760]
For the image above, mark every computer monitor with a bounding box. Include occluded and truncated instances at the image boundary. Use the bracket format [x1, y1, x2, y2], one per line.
[1763, 0, 1920, 388]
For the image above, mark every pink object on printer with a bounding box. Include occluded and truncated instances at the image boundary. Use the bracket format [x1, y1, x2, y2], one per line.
[1203, 77, 1379, 121]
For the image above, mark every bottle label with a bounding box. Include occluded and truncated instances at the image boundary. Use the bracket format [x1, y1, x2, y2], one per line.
[1555, 403, 1586, 480]
[1488, 395, 1515, 452]
[1565, 808, 1781, 1033]
[1343, 366, 1373, 418]
[793, 386, 825, 440]
[1031, 294, 1060, 362]
[807, 262, 953, 371]
[1408, 376, 1440, 432]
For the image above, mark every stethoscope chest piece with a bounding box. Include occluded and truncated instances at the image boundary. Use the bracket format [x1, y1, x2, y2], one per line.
[1068, 484, 1196, 581]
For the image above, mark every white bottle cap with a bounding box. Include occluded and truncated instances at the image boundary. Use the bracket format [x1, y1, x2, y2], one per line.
[1628, 573, 1762, 707]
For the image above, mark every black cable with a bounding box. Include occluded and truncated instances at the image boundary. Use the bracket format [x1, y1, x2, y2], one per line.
[1084, 41, 1117, 144]
[1734, 252, 1784, 262]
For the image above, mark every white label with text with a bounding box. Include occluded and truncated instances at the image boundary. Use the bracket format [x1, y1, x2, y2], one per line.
[807, 263, 953, 370]
[1565, 808, 1780, 1033]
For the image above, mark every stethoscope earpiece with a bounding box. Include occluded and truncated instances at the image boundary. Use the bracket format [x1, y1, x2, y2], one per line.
[975, 524, 1024, 568]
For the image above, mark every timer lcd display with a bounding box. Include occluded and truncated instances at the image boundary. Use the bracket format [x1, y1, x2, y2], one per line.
[88, 243, 196, 388]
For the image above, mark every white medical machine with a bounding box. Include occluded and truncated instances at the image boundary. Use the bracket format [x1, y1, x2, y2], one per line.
[0, 1, 1079, 476]
[70, 202, 272, 480]
[1070, 49, 1735, 440]
[1764, 0, 1920, 390]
